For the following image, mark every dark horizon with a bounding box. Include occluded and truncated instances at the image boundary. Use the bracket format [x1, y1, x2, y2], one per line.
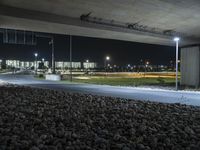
[0, 33, 175, 67]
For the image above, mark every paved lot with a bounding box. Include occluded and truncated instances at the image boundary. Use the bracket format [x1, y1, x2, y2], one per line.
[0, 74, 200, 106]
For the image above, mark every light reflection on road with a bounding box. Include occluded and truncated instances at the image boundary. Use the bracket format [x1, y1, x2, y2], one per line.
[0, 74, 199, 106]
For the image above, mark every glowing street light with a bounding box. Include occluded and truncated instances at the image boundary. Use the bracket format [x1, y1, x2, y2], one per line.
[174, 37, 180, 42]
[34, 53, 38, 57]
[173, 37, 180, 91]
[49, 38, 55, 74]
[105, 56, 110, 67]
[41, 58, 45, 70]
[106, 56, 110, 61]
[34, 53, 38, 75]
[85, 59, 90, 73]
[105, 56, 110, 76]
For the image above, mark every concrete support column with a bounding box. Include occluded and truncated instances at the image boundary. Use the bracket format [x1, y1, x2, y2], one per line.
[181, 46, 200, 87]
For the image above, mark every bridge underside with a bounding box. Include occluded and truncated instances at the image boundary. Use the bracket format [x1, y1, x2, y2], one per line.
[0, 14, 174, 46]
[0, 1, 200, 46]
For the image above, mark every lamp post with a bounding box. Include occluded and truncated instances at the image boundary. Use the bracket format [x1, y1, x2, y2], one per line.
[85, 59, 89, 74]
[144, 61, 149, 77]
[49, 38, 55, 74]
[86, 59, 89, 68]
[0, 60, 2, 70]
[34, 53, 38, 75]
[69, 35, 72, 82]
[42, 58, 45, 70]
[105, 56, 110, 76]
[174, 37, 180, 91]
[127, 64, 131, 72]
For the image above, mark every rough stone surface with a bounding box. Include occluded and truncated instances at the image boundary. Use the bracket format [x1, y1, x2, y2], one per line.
[0, 85, 200, 149]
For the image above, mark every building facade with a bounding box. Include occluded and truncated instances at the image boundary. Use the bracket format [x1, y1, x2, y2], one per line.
[4, 60, 97, 70]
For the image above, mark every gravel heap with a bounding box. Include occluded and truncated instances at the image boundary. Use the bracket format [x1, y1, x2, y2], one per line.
[0, 86, 200, 150]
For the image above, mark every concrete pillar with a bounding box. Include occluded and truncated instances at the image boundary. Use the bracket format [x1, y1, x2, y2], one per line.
[181, 46, 200, 87]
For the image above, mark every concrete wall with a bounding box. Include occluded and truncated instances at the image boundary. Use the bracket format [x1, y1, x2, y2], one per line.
[45, 74, 61, 81]
[181, 46, 200, 87]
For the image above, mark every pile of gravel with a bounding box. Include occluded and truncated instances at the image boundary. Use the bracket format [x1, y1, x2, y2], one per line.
[0, 86, 200, 150]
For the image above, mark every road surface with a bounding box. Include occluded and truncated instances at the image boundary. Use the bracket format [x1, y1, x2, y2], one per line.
[0, 74, 200, 106]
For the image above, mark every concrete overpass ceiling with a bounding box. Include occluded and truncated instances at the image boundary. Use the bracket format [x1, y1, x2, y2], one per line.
[1, 0, 200, 45]
[1, 1, 200, 23]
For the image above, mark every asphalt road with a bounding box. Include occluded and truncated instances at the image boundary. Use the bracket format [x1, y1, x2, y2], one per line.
[0, 74, 200, 106]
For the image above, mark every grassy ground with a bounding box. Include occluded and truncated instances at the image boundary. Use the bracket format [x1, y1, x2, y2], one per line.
[72, 76, 176, 87]
[36, 72, 178, 87]
[0, 69, 11, 74]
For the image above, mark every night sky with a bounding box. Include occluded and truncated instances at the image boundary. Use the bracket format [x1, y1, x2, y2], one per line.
[0, 33, 175, 67]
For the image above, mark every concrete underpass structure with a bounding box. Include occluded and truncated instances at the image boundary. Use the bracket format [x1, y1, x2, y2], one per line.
[0, 0, 200, 86]
[181, 46, 200, 87]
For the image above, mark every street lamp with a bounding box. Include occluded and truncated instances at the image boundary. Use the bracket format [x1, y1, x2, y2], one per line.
[34, 53, 38, 75]
[0, 59, 2, 70]
[173, 37, 180, 91]
[144, 61, 149, 77]
[105, 56, 110, 75]
[34, 53, 38, 57]
[49, 38, 55, 74]
[85, 59, 89, 74]
[106, 56, 110, 61]
[42, 58, 45, 70]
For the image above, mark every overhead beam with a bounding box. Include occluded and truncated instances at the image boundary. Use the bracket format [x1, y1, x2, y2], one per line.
[0, 5, 198, 46]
